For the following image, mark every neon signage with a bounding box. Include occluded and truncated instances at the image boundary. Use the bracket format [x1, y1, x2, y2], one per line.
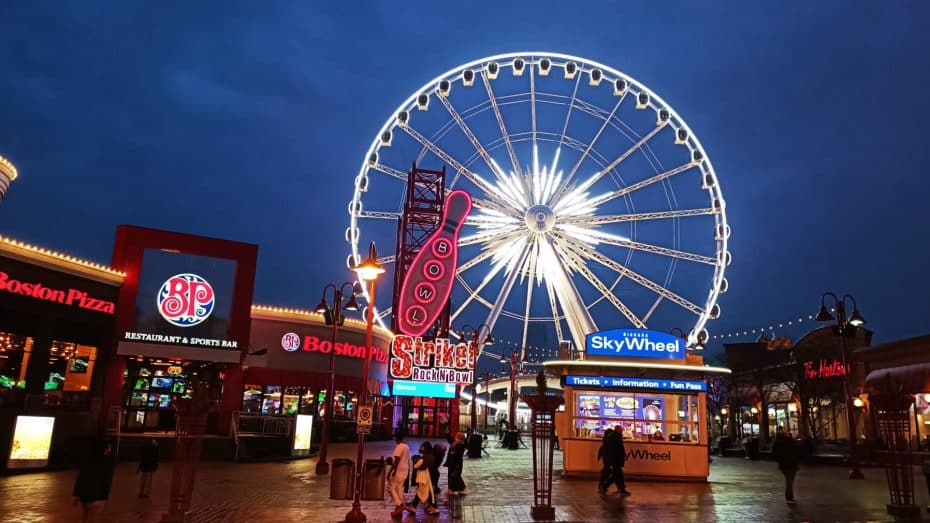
[289, 334, 388, 364]
[566, 375, 707, 392]
[395, 190, 472, 336]
[586, 329, 686, 360]
[389, 335, 476, 383]
[803, 358, 848, 380]
[157, 273, 215, 327]
[0, 271, 115, 314]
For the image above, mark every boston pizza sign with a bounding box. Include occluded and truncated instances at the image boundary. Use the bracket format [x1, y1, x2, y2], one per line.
[0, 270, 115, 315]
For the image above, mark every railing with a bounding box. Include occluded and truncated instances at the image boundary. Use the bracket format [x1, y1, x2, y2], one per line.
[234, 412, 293, 436]
[231, 411, 242, 461]
[106, 406, 123, 461]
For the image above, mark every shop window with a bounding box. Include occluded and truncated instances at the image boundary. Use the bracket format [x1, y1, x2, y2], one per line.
[44, 341, 97, 408]
[242, 384, 263, 413]
[0, 332, 31, 407]
[298, 389, 317, 415]
[283, 387, 301, 415]
[262, 385, 282, 414]
[573, 391, 702, 443]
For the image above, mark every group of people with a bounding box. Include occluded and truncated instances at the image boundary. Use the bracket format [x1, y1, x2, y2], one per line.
[386, 431, 467, 518]
[71, 437, 160, 522]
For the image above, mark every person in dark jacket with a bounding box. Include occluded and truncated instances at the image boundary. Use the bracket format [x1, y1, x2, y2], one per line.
[405, 442, 439, 515]
[137, 439, 159, 498]
[430, 441, 447, 497]
[772, 427, 802, 503]
[598, 427, 630, 495]
[73, 438, 116, 522]
[444, 431, 467, 493]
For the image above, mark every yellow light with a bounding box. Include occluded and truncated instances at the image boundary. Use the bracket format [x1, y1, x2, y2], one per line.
[923, 393, 930, 403]
[0, 235, 124, 277]
[852, 397, 864, 408]
[750, 406, 759, 414]
[0, 155, 18, 181]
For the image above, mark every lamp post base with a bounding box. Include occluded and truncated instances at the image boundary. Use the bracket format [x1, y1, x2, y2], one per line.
[531, 505, 555, 520]
[344, 503, 367, 523]
[315, 459, 330, 475]
[849, 468, 864, 480]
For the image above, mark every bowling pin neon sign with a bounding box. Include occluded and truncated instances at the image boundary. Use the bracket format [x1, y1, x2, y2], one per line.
[396, 190, 472, 336]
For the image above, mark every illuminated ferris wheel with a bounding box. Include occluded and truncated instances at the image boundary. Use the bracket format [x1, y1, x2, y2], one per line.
[347, 52, 730, 352]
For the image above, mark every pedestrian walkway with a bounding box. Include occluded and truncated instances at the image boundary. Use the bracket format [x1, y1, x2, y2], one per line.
[1, 437, 927, 522]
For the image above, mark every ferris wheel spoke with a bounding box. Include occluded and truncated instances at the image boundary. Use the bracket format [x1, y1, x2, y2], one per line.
[458, 227, 521, 248]
[563, 207, 718, 226]
[595, 237, 716, 265]
[588, 162, 696, 208]
[401, 125, 500, 198]
[561, 97, 625, 190]
[530, 62, 538, 148]
[371, 163, 409, 181]
[377, 255, 395, 265]
[480, 242, 528, 346]
[572, 240, 705, 316]
[436, 94, 508, 185]
[357, 211, 401, 220]
[377, 307, 392, 320]
[457, 247, 498, 273]
[556, 122, 667, 203]
[558, 74, 583, 149]
[520, 242, 538, 348]
[545, 279, 565, 343]
[481, 72, 523, 177]
[450, 237, 527, 322]
[550, 234, 645, 328]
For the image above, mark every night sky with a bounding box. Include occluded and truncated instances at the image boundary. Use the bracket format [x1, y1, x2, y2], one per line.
[2, 3, 929, 360]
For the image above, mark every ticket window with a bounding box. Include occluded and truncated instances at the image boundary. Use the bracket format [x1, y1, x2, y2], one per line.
[572, 390, 702, 443]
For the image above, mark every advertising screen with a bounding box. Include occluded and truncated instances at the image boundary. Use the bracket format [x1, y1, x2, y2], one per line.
[151, 377, 174, 389]
[293, 414, 313, 452]
[122, 249, 239, 351]
[8, 415, 55, 469]
[392, 380, 457, 399]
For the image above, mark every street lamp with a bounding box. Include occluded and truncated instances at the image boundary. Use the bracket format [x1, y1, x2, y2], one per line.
[0, 155, 19, 202]
[483, 372, 493, 429]
[345, 242, 384, 523]
[458, 323, 493, 431]
[314, 281, 361, 476]
[816, 291, 867, 480]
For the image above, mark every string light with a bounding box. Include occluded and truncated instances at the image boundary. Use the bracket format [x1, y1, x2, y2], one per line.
[710, 308, 836, 341]
[0, 234, 125, 277]
[250, 304, 394, 337]
[0, 155, 17, 181]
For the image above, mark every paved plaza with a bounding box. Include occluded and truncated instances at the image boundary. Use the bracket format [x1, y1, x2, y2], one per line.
[1, 437, 927, 522]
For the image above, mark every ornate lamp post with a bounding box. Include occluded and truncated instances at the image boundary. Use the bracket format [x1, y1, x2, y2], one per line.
[483, 372, 492, 429]
[816, 292, 867, 479]
[314, 281, 361, 475]
[345, 242, 384, 523]
[522, 371, 563, 520]
[0, 155, 19, 202]
[458, 323, 493, 431]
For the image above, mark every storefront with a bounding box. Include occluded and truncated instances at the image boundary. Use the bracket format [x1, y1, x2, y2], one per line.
[393, 380, 457, 438]
[0, 235, 123, 470]
[244, 306, 393, 439]
[103, 225, 258, 434]
[546, 329, 730, 481]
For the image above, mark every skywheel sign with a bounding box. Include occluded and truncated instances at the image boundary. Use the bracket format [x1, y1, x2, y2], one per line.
[585, 329, 686, 361]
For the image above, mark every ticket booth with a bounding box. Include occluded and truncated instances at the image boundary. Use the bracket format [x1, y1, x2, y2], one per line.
[545, 329, 731, 482]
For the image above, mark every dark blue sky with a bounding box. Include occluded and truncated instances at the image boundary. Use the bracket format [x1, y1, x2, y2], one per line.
[2, 3, 929, 355]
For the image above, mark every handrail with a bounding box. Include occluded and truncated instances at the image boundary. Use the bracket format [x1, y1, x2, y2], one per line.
[231, 411, 242, 461]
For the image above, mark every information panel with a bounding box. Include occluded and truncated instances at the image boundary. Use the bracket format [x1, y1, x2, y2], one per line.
[566, 375, 707, 392]
[392, 380, 457, 399]
[8, 415, 55, 469]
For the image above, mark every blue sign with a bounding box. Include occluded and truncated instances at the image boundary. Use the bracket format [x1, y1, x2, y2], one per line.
[392, 380, 457, 399]
[585, 329, 686, 360]
[565, 375, 707, 392]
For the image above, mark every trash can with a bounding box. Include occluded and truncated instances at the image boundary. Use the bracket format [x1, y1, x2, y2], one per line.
[717, 436, 731, 455]
[467, 433, 483, 459]
[746, 437, 761, 460]
[361, 458, 386, 500]
[330, 458, 354, 500]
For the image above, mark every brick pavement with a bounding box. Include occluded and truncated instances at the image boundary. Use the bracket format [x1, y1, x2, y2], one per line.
[1, 437, 928, 522]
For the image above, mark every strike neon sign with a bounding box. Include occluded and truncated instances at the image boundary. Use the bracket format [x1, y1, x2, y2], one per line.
[395, 190, 471, 336]
[390, 335, 476, 384]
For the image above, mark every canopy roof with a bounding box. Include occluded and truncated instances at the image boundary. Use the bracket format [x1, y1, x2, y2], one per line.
[864, 362, 930, 396]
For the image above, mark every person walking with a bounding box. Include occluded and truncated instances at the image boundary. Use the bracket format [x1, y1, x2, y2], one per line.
[444, 432, 467, 494]
[406, 441, 440, 516]
[72, 437, 116, 523]
[430, 440, 447, 498]
[387, 432, 411, 518]
[596, 428, 615, 494]
[601, 427, 630, 495]
[772, 426, 802, 504]
[137, 439, 159, 498]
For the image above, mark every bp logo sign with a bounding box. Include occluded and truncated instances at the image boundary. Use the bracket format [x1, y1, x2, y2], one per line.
[281, 332, 301, 352]
[156, 273, 215, 327]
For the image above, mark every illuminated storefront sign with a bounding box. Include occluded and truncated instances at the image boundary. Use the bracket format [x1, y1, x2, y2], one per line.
[7, 415, 55, 469]
[0, 271, 115, 314]
[156, 273, 215, 327]
[585, 329, 685, 360]
[286, 334, 389, 364]
[566, 375, 707, 392]
[393, 380, 457, 399]
[293, 414, 313, 452]
[803, 358, 848, 380]
[395, 190, 472, 336]
[390, 335, 476, 383]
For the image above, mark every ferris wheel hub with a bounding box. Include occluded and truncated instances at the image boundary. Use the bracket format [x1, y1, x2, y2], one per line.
[525, 204, 556, 233]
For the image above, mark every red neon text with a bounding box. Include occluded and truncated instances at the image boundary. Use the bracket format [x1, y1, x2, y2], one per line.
[803, 358, 848, 380]
[0, 271, 115, 314]
[300, 335, 388, 364]
[390, 335, 476, 383]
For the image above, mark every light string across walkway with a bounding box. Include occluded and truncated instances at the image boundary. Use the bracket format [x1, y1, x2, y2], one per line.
[709, 307, 836, 341]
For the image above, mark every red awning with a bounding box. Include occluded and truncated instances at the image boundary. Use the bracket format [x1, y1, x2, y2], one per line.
[864, 362, 930, 396]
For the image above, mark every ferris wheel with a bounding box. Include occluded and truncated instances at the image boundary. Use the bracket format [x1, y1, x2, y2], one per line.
[347, 52, 730, 352]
